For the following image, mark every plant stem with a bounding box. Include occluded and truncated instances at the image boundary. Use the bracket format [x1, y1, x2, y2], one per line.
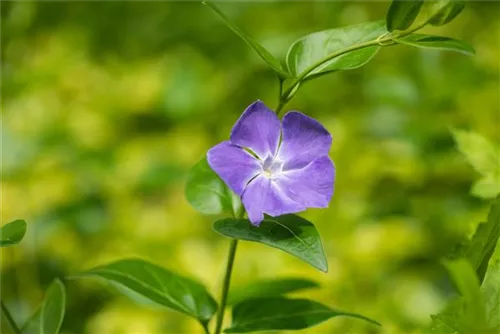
[214, 239, 238, 334]
[1, 300, 21, 334]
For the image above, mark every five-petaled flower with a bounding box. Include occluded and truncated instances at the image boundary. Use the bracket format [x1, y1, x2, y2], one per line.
[207, 101, 335, 225]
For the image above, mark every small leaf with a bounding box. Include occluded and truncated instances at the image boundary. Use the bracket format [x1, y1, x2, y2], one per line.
[213, 214, 328, 272]
[428, 0, 466, 26]
[286, 21, 387, 79]
[225, 297, 380, 333]
[185, 157, 242, 216]
[386, 0, 424, 31]
[396, 34, 475, 56]
[472, 176, 500, 199]
[228, 278, 319, 305]
[73, 258, 217, 324]
[0, 219, 27, 247]
[203, 1, 289, 78]
[21, 279, 66, 334]
[452, 130, 500, 176]
[452, 130, 500, 199]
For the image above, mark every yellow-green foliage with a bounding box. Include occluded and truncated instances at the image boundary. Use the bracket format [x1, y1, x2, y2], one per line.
[1, 1, 499, 333]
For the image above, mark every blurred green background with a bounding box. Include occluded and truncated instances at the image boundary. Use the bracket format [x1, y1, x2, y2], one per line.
[1, 1, 499, 333]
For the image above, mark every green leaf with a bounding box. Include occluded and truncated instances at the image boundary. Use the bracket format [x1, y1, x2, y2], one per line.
[452, 130, 500, 199]
[286, 21, 387, 79]
[386, 0, 424, 31]
[0, 219, 27, 247]
[428, 0, 466, 26]
[466, 197, 500, 283]
[202, 1, 289, 78]
[213, 214, 328, 272]
[472, 175, 500, 199]
[21, 279, 66, 334]
[73, 258, 217, 324]
[228, 278, 320, 305]
[481, 258, 500, 331]
[185, 157, 242, 216]
[443, 259, 483, 306]
[396, 34, 475, 56]
[225, 297, 380, 333]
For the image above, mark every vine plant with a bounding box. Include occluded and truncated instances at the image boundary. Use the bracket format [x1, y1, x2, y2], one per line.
[1, 1, 500, 334]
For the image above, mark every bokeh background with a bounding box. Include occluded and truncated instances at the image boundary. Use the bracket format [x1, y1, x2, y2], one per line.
[1, 1, 499, 333]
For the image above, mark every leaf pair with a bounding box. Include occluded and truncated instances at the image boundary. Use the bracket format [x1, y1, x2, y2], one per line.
[205, 1, 474, 86]
[453, 130, 500, 199]
[74, 261, 379, 333]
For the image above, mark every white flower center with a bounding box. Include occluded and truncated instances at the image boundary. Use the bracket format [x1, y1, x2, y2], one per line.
[261, 156, 284, 179]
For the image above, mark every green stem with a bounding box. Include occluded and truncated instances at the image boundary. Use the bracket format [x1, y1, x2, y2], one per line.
[214, 239, 239, 334]
[1, 300, 21, 334]
[278, 19, 429, 109]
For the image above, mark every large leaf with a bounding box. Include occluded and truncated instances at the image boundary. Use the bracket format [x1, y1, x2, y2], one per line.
[203, 1, 289, 78]
[386, 0, 423, 31]
[228, 278, 319, 305]
[185, 157, 242, 216]
[396, 34, 475, 56]
[213, 214, 328, 272]
[225, 297, 379, 333]
[452, 130, 500, 199]
[21, 279, 66, 334]
[0, 219, 27, 247]
[428, 0, 466, 26]
[286, 21, 387, 79]
[74, 258, 217, 324]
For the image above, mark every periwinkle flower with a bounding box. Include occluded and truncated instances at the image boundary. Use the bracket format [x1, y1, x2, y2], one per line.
[207, 101, 335, 225]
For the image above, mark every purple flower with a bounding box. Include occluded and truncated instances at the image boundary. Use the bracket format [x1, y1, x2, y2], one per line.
[207, 101, 335, 225]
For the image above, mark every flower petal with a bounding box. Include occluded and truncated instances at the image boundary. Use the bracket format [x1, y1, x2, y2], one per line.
[277, 111, 332, 170]
[242, 174, 305, 225]
[230, 101, 281, 160]
[276, 156, 335, 208]
[207, 141, 262, 196]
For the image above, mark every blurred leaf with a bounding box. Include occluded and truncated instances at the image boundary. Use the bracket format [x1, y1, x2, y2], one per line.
[286, 21, 386, 79]
[74, 259, 217, 325]
[225, 297, 380, 333]
[0, 219, 27, 247]
[396, 34, 475, 56]
[453, 197, 500, 283]
[428, 0, 466, 26]
[228, 278, 320, 305]
[472, 176, 500, 200]
[386, 0, 423, 31]
[213, 214, 328, 272]
[452, 130, 500, 199]
[203, 1, 289, 78]
[21, 279, 66, 334]
[185, 157, 242, 216]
